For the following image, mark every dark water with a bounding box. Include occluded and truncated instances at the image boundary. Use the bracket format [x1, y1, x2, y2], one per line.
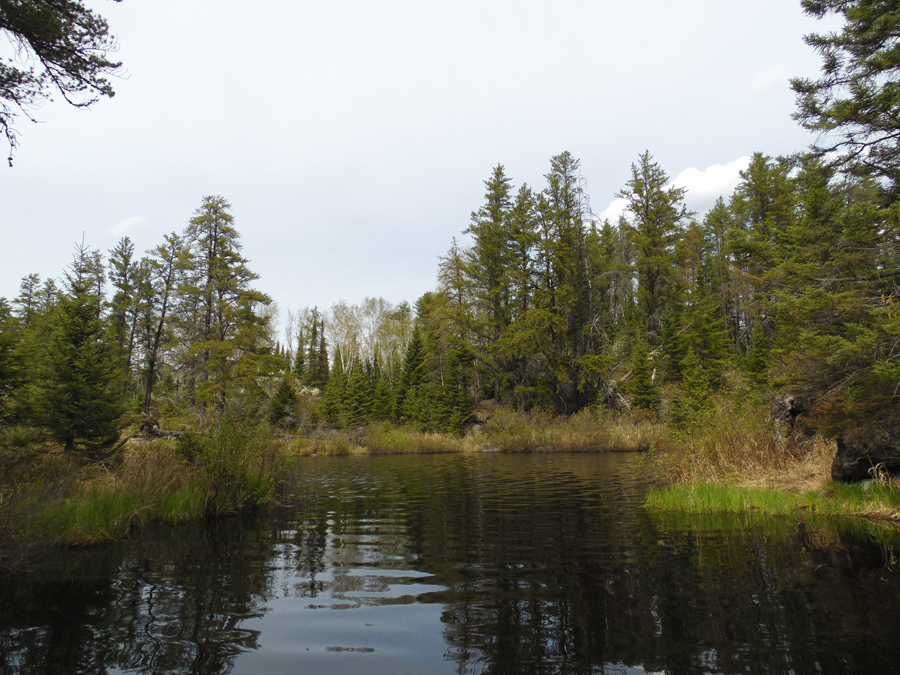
[2, 453, 900, 675]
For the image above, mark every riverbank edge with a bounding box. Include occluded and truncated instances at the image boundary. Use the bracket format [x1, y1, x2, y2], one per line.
[644, 481, 900, 525]
[0, 412, 663, 563]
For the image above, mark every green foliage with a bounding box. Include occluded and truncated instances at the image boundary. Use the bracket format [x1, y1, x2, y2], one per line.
[669, 347, 713, 431]
[619, 151, 691, 344]
[646, 480, 900, 519]
[792, 0, 900, 183]
[746, 324, 769, 386]
[269, 375, 298, 426]
[33, 267, 125, 455]
[177, 419, 275, 516]
[628, 340, 660, 412]
[0, 299, 23, 423]
[0, 0, 122, 164]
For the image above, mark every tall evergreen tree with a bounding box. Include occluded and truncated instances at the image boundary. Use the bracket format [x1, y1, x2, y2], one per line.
[618, 152, 690, 345]
[35, 247, 125, 455]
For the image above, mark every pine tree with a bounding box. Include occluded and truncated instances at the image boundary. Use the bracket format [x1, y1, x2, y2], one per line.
[320, 344, 346, 427]
[35, 249, 125, 455]
[628, 339, 660, 412]
[0, 299, 22, 423]
[395, 327, 426, 424]
[792, 0, 900, 183]
[618, 152, 691, 345]
[345, 362, 373, 428]
[444, 348, 472, 433]
[669, 347, 713, 431]
[269, 375, 298, 427]
[746, 323, 769, 387]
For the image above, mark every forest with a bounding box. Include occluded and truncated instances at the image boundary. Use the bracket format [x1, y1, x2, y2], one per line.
[1, 0, 900, 547]
[0, 144, 896, 461]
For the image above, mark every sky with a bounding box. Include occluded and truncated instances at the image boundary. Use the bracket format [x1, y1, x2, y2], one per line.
[1, 0, 841, 324]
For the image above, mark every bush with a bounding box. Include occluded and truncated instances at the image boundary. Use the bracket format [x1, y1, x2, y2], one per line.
[185, 419, 279, 516]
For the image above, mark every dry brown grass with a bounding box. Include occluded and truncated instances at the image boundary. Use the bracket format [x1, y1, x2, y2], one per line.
[643, 396, 836, 491]
[87, 440, 192, 498]
[476, 407, 666, 453]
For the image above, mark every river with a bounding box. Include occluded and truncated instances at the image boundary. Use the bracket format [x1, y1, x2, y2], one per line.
[1, 453, 899, 674]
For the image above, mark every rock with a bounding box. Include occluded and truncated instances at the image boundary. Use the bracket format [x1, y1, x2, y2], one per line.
[831, 428, 900, 482]
[770, 394, 815, 438]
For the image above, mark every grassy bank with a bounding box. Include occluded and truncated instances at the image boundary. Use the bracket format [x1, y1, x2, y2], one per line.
[646, 482, 900, 521]
[0, 420, 295, 560]
[269, 406, 663, 456]
[641, 397, 900, 524]
[0, 408, 656, 558]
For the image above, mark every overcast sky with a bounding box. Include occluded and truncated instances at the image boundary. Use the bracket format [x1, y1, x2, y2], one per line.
[1, 0, 839, 322]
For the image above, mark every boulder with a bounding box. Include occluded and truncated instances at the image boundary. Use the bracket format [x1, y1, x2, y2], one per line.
[769, 394, 816, 438]
[831, 428, 900, 482]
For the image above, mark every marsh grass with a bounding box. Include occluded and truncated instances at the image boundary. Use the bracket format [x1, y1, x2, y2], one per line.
[37, 441, 199, 544]
[638, 395, 900, 523]
[646, 480, 900, 522]
[33, 421, 290, 545]
[641, 396, 834, 489]
[477, 407, 664, 453]
[363, 424, 470, 454]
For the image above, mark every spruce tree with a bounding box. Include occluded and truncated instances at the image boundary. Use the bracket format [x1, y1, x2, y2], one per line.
[36, 268, 125, 455]
[628, 340, 660, 412]
[321, 345, 347, 427]
[746, 324, 769, 387]
[0, 299, 22, 423]
[269, 375, 298, 427]
[669, 347, 713, 431]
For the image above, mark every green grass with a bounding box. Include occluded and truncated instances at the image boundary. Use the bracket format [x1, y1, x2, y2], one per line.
[39, 486, 150, 544]
[646, 481, 900, 522]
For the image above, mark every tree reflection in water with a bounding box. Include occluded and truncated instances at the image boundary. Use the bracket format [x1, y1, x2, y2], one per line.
[1, 454, 898, 675]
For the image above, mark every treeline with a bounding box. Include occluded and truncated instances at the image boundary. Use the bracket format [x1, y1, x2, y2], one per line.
[383, 149, 898, 439]
[1, 148, 898, 451]
[0, 146, 897, 453]
[0, 196, 280, 454]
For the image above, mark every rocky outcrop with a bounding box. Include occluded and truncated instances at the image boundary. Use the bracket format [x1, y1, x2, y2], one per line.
[831, 428, 900, 482]
[770, 394, 815, 439]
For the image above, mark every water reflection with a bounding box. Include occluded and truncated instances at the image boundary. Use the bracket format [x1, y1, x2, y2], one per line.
[1, 453, 899, 675]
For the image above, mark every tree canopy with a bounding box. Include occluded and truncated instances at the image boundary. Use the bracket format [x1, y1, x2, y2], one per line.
[0, 0, 122, 165]
[792, 0, 900, 185]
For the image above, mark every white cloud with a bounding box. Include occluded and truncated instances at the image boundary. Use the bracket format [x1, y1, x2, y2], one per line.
[672, 156, 751, 204]
[597, 157, 751, 224]
[109, 216, 147, 237]
[597, 197, 629, 224]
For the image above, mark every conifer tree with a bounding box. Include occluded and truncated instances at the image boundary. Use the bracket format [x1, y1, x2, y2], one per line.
[0, 299, 22, 423]
[628, 339, 660, 412]
[321, 345, 347, 427]
[269, 375, 298, 427]
[293, 329, 306, 379]
[618, 152, 691, 345]
[395, 327, 426, 424]
[669, 347, 713, 431]
[35, 248, 125, 455]
[746, 323, 769, 387]
[345, 362, 373, 428]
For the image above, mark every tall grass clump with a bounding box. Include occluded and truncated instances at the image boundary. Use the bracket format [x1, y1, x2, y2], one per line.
[478, 406, 665, 453]
[646, 477, 900, 521]
[642, 395, 833, 489]
[363, 422, 470, 454]
[37, 440, 195, 544]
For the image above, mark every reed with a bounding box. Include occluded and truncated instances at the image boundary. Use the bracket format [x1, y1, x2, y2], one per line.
[477, 407, 665, 453]
[362, 423, 470, 454]
[646, 480, 900, 521]
[641, 395, 834, 490]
